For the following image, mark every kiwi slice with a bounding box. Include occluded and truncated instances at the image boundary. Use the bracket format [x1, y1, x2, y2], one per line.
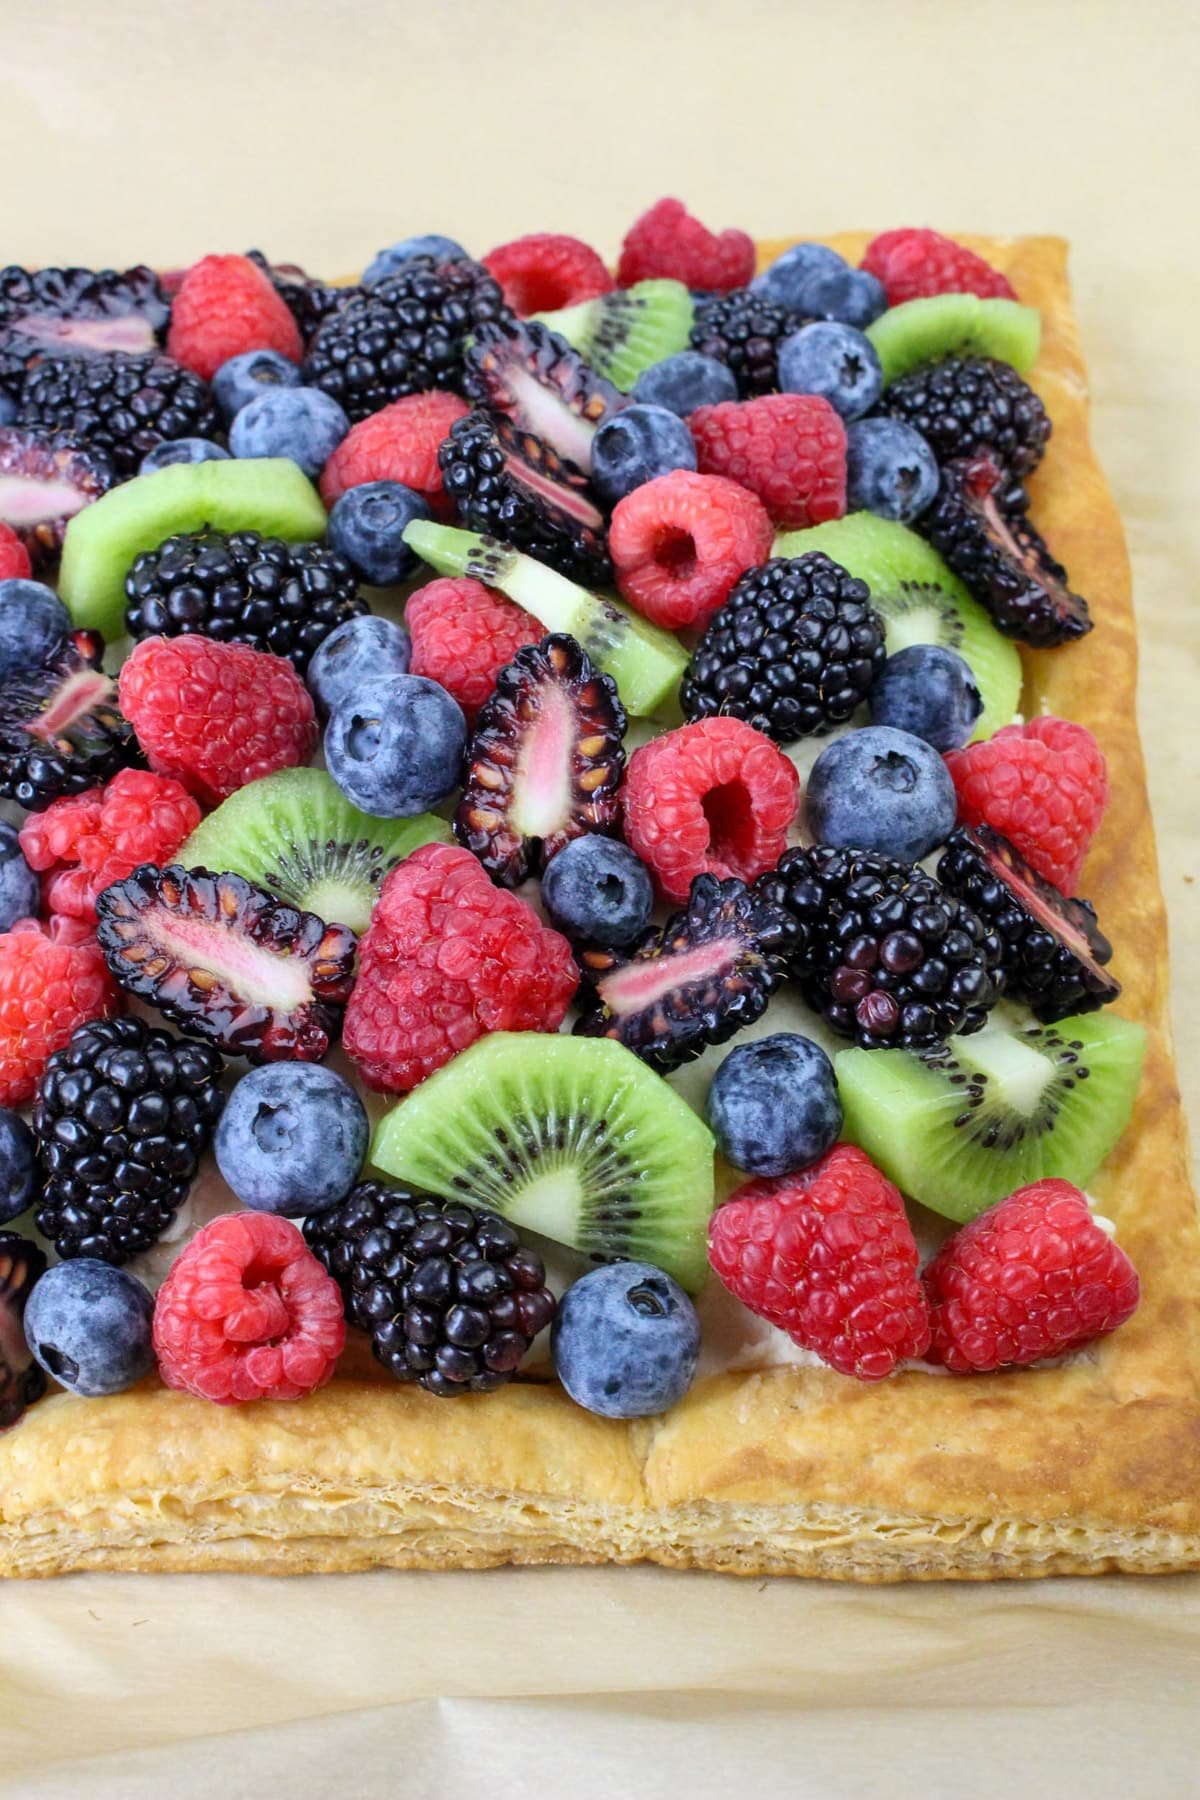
[530, 280, 694, 391]
[58, 458, 328, 640]
[178, 767, 448, 934]
[774, 512, 1022, 741]
[404, 519, 687, 719]
[371, 1031, 716, 1292]
[867, 295, 1042, 386]
[836, 1011, 1146, 1223]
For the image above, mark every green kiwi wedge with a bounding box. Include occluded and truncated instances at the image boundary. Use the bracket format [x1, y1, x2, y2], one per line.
[371, 1031, 716, 1292]
[59, 458, 328, 640]
[835, 1011, 1146, 1222]
[178, 767, 448, 934]
[531, 280, 694, 390]
[774, 512, 1022, 741]
[404, 519, 687, 719]
[866, 295, 1042, 386]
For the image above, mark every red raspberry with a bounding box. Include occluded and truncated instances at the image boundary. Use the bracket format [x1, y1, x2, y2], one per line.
[708, 1145, 931, 1381]
[621, 717, 799, 903]
[406, 576, 541, 725]
[319, 391, 470, 517]
[0, 523, 31, 581]
[118, 635, 317, 808]
[153, 1212, 346, 1404]
[690, 394, 847, 530]
[482, 233, 614, 316]
[343, 842, 577, 1093]
[166, 253, 304, 382]
[617, 198, 755, 293]
[19, 769, 201, 924]
[923, 1178, 1139, 1373]
[0, 917, 118, 1107]
[945, 715, 1107, 894]
[608, 471, 773, 631]
[861, 229, 1018, 307]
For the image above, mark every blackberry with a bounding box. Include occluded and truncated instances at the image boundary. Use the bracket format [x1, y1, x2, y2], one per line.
[124, 529, 367, 675]
[878, 355, 1050, 481]
[0, 629, 139, 810]
[937, 825, 1120, 1024]
[302, 255, 510, 422]
[303, 1183, 555, 1397]
[18, 353, 219, 478]
[689, 288, 805, 398]
[917, 454, 1092, 646]
[33, 1016, 225, 1266]
[0, 425, 114, 570]
[0, 264, 169, 395]
[0, 1230, 47, 1429]
[575, 874, 797, 1071]
[756, 844, 1003, 1049]
[681, 554, 886, 743]
[245, 250, 358, 344]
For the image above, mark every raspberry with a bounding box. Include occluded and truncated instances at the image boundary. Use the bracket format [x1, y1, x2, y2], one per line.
[945, 716, 1108, 894]
[607, 471, 773, 631]
[0, 917, 118, 1108]
[689, 394, 847, 530]
[343, 842, 578, 1094]
[617, 198, 755, 293]
[707, 1144, 931, 1381]
[166, 254, 303, 382]
[118, 635, 317, 808]
[621, 716, 800, 903]
[153, 1212, 346, 1404]
[0, 523, 31, 581]
[406, 576, 540, 723]
[19, 769, 202, 924]
[319, 391, 470, 516]
[923, 1178, 1140, 1373]
[482, 233, 614, 315]
[860, 229, 1018, 307]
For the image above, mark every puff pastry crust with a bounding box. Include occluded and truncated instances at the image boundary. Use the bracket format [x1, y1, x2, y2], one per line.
[3, 235, 1198, 1582]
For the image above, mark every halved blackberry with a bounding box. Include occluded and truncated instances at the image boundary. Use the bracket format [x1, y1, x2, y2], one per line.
[455, 633, 625, 886]
[124, 529, 367, 674]
[34, 1016, 225, 1266]
[756, 844, 1003, 1049]
[575, 873, 796, 1071]
[303, 1183, 555, 1397]
[689, 289, 804, 397]
[0, 629, 138, 810]
[245, 250, 357, 344]
[681, 553, 886, 743]
[94, 864, 358, 1063]
[302, 255, 510, 422]
[0, 1231, 47, 1429]
[0, 264, 169, 395]
[463, 317, 625, 472]
[917, 454, 1091, 646]
[0, 425, 114, 571]
[439, 409, 611, 586]
[18, 353, 220, 478]
[878, 355, 1051, 479]
[937, 824, 1120, 1023]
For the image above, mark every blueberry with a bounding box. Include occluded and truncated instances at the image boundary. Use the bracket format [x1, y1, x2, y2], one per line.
[870, 645, 982, 753]
[0, 1107, 37, 1224]
[363, 234, 469, 286]
[707, 1033, 842, 1176]
[631, 351, 737, 417]
[801, 266, 887, 329]
[215, 1064, 368, 1217]
[24, 1259, 155, 1397]
[0, 579, 71, 681]
[846, 417, 939, 523]
[325, 673, 466, 816]
[752, 242, 848, 312]
[229, 387, 350, 479]
[589, 403, 696, 504]
[0, 392, 17, 428]
[0, 823, 37, 932]
[806, 725, 957, 863]
[540, 836, 655, 945]
[551, 1262, 700, 1418]
[327, 481, 429, 586]
[778, 321, 882, 422]
[306, 614, 412, 721]
[212, 349, 301, 422]
[138, 437, 231, 475]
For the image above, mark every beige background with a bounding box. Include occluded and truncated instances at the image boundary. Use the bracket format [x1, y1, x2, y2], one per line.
[1, 0, 1198, 1791]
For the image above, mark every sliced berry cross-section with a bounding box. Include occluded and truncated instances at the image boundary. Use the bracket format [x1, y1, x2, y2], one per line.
[0, 263, 169, 394]
[0, 426, 114, 570]
[0, 629, 138, 811]
[462, 317, 624, 473]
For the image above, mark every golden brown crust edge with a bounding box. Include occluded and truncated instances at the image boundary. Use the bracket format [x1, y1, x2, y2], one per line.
[2, 235, 1197, 1582]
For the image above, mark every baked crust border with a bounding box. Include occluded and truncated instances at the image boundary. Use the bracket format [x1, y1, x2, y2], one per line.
[3, 234, 1198, 1582]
